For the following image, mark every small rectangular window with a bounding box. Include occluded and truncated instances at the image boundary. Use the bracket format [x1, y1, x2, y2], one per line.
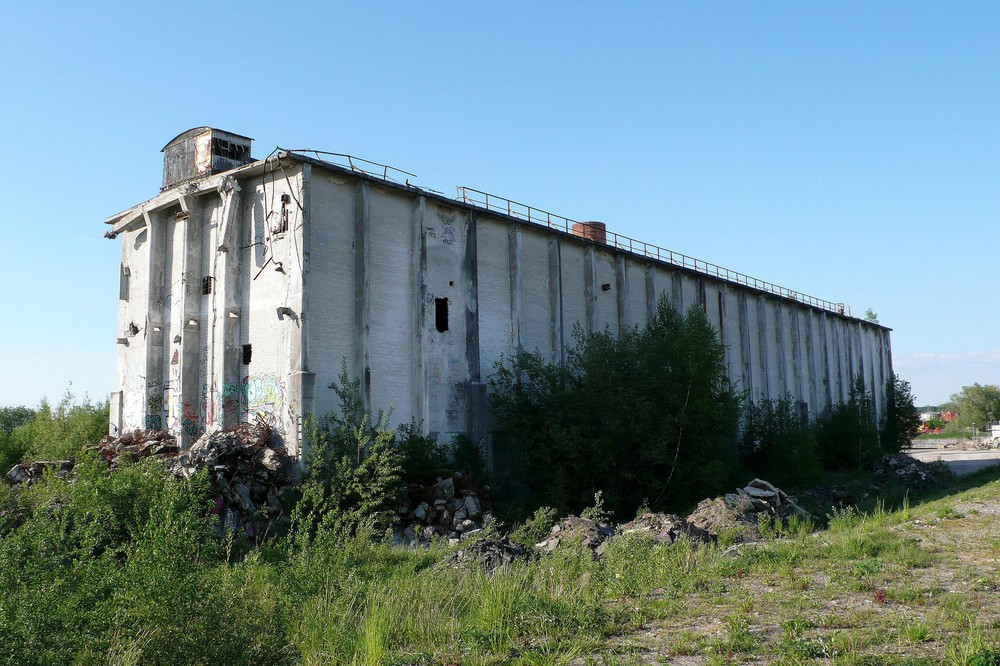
[119, 264, 130, 301]
[435, 297, 449, 332]
[202, 276, 214, 295]
[242, 344, 252, 365]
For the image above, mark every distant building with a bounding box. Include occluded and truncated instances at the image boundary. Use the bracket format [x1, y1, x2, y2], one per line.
[105, 127, 894, 464]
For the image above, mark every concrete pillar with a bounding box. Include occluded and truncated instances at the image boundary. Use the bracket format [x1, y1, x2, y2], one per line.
[508, 224, 522, 347]
[464, 210, 486, 443]
[548, 236, 565, 365]
[178, 200, 204, 447]
[756, 296, 771, 400]
[285, 166, 314, 456]
[615, 254, 629, 334]
[671, 271, 683, 311]
[644, 263, 656, 323]
[774, 301, 789, 397]
[819, 312, 833, 412]
[411, 196, 428, 427]
[354, 181, 371, 410]
[790, 307, 805, 406]
[143, 211, 166, 431]
[738, 291, 752, 405]
[584, 244, 597, 334]
[805, 310, 820, 416]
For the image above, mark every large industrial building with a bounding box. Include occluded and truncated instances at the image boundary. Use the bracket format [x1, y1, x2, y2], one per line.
[105, 127, 893, 462]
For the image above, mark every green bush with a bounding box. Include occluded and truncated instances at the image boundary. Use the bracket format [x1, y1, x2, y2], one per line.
[881, 373, 921, 453]
[490, 297, 741, 518]
[9, 392, 108, 462]
[292, 367, 403, 545]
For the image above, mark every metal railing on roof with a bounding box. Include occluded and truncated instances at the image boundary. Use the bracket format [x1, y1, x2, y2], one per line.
[281, 149, 421, 188]
[455, 186, 851, 317]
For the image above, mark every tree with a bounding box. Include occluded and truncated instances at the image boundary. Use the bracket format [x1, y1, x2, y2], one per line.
[881, 373, 921, 453]
[0, 406, 35, 435]
[813, 375, 880, 470]
[950, 383, 1000, 427]
[863, 309, 879, 323]
[490, 296, 740, 517]
[739, 396, 821, 489]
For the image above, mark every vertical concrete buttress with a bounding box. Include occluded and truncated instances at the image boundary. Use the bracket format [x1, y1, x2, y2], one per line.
[671, 272, 683, 311]
[548, 236, 565, 365]
[644, 263, 656, 323]
[616, 255, 629, 334]
[286, 165, 315, 454]
[144, 211, 166, 432]
[774, 301, 789, 396]
[584, 244, 597, 333]
[508, 224, 522, 348]
[464, 210, 487, 444]
[178, 200, 204, 447]
[354, 181, 371, 410]
[738, 291, 752, 405]
[411, 196, 428, 428]
[756, 296, 771, 400]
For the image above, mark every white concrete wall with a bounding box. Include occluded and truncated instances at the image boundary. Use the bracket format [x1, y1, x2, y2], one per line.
[114, 156, 893, 456]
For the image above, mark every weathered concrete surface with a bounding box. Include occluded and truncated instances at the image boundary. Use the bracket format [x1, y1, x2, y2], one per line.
[107, 132, 895, 462]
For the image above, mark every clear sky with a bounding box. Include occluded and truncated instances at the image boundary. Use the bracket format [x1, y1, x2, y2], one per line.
[0, 2, 997, 408]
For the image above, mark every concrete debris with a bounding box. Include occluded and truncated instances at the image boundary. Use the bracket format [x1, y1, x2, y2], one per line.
[534, 515, 615, 556]
[166, 419, 294, 536]
[5, 460, 74, 486]
[873, 454, 952, 490]
[686, 479, 812, 542]
[618, 512, 713, 545]
[446, 535, 530, 573]
[93, 429, 179, 468]
[394, 476, 489, 545]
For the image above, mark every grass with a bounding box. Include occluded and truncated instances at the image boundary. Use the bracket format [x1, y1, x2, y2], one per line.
[7, 464, 1000, 663]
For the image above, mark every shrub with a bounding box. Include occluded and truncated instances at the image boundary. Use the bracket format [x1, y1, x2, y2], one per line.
[10, 392, 108, 462]
[814, 376, 881, 470]
[490, 296, 740, 517]
[881, 373, 921, 453]
[739, 396, 821, 489]
[291, 366, 403, 545]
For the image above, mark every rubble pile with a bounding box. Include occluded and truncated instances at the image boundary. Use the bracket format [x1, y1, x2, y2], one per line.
[93, 429, 179, 467]
[618, 512, 713, 545]
[5, 460, 74, 486]
[966, 439, 997, 451]
[446, 535, 530, 573]
[395, 476, 489, 545]
[534, 515, 615, 556]
[873, 454, 952, 490]
[167, 420, 294, 535]
[686, 479, 811, 541]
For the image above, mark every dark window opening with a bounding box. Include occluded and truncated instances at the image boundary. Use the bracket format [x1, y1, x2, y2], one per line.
[202, 276, 214, 295]
[119, 264, 130, 301]
[211, 138, 250, 162]
[601, 283, 611, 292]
[242, 344, 252, 365]
[435, 298, 449, 332]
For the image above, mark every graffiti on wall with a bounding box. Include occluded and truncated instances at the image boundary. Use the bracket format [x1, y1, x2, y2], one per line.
[242, 375, 285, 416]
[145, 380, 164, 430]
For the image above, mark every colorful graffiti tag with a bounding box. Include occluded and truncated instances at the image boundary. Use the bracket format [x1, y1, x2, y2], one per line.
[242, 375, 285, 417]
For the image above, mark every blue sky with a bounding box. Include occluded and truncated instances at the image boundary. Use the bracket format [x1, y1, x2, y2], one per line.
[0, 2, 997, 407]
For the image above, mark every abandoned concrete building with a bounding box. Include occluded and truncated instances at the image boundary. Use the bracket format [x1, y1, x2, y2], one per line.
[105, 127, 893, 462]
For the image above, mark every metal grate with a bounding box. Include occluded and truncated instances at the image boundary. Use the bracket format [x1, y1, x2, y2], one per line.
[455, 186, 851, 317]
